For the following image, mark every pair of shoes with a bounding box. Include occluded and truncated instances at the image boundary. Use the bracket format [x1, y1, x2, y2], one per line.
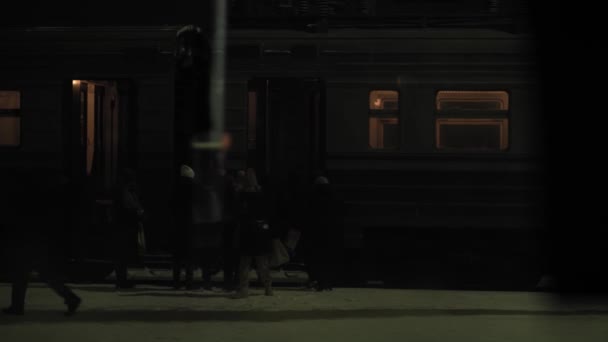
[264, 287, 274, 296]
[65, 297, 81, 317]
[2, 307, 24, 316]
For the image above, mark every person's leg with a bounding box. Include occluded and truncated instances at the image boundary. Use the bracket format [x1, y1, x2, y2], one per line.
[315, 247, 334, 291]
[255, 255, 273, 296]
[114, 235, 133, 289]
[302, 239, 319, 289]
[323, 247, 337, 290]
[231, 253, 241, 289]
[3, 246, 32, 315]
[185, 248, 199, 290]
[185, 266, 197, 289]
[306, 256, 319, 289]
[39, 263, 81, 316]
[222, 257, 234, 290]
[4, 261, 29, 315]
[223, 247, 235, 290]
[234, 255, 251, 298]
[200, 249, 214, 290]
[229, 251, 240, 290]
[222, 224, 237, 290]
[172, 253, 182, 289]
[115, 260, 129, 288]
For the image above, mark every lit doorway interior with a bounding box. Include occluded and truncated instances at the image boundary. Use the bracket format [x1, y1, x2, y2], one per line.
[70, 79, 136, 198]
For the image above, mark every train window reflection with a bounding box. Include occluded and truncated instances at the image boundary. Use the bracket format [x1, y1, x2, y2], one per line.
[436, 118, 508, 151]
[0, 90, 21, 146]
[369, 90, 399, 150]
[435, 90, 509, 152]
[370, 90, 399, 110]
[369, 117, 399, 149]
[436, 91, 508, 112]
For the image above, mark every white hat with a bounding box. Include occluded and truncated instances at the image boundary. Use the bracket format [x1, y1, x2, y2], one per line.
[180, 164, 195, 179]
[314, 176, 329, 185]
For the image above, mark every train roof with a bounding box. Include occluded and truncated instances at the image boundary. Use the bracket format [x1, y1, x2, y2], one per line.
[0, 26, 532, 39]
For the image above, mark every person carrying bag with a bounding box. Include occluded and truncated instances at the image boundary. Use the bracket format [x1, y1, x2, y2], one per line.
[268, 238, 290, 268]
[136, 221, 146, 256]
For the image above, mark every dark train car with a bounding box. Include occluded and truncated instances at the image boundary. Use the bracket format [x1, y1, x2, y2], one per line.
[0, 25, 543, 287]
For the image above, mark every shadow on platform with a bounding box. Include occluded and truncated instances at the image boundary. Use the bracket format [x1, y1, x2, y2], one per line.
[2, 307, 608, 324]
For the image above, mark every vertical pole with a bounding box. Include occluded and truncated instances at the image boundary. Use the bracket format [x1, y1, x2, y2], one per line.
[174, 2, 229, 227]
[209, 0, 227, 145]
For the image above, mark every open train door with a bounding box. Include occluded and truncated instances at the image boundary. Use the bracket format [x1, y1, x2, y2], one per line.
[248, 78, 326, 189]
[63, 79, 137, 281]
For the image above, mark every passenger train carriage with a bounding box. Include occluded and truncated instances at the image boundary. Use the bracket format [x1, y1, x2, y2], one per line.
[0, 24, 543, 288]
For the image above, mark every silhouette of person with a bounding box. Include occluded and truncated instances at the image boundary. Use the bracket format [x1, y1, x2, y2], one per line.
[113, 168, 145, 289]
[304, 176, 344, 291]
[172, 164, 198, 289]
[221, 171, 239, 291]
[233, 168, 275, 298]
[2, 169, 81, 316]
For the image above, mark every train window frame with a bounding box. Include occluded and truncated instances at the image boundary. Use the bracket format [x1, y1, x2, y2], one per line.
[434, 90, 510, 152]
[369, 89, 400, 150]
[435, 118, 509, 151]
[436, 90, 509, 113]
[0, 90, 21, 147]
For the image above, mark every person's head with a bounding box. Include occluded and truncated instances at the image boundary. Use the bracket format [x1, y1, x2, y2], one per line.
[175, 25, 209, 67]
[313, 175, 332, 196]
[314, 176, 329, 186]
[180, 164, 195, 179]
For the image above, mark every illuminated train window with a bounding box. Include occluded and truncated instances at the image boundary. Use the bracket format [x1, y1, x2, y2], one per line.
[370, 90, 399, 110]
[436, 91, 509, 112]
[435, 90, 509, 152]
[0, 90, 21, 146]
[369, 90, 399, 150]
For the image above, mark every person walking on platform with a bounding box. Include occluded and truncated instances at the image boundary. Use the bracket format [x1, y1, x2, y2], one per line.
[1, 170, 81, 316]
[113, 168, 145, 290]
[233, 169, 275, 299]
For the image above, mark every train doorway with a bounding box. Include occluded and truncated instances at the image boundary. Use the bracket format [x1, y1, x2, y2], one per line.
[63, 79, 138, 279]
[247, 78, 326, 188]
[66, 79, 137, 196]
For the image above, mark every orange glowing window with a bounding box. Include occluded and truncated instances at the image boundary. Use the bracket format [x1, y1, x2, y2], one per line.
[0, 91, 21, 146]
[435, 90, 509, 152]
[369, 90, 399, 150]
[370, 90, 399, 110]
[436, 91, 509, 112]
[369, 117, 399, 149]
